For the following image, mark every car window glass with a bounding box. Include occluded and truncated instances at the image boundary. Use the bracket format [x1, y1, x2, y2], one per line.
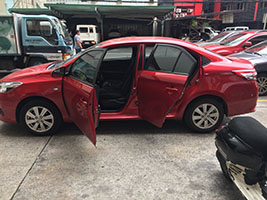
[174, 52, 196, 75]
[79, 27, 88, 33]
[26, 19, 58, 45]
[70, 50, 103, 84]
[103, 47, 133, 61]
[146, 45, 181, 72]
[144, 45, 155, 64]
[248, 35, 267, 45]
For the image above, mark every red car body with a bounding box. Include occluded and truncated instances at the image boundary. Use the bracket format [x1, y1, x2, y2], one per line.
[204, 30, 267, 56]
[0, 37, 258, 145]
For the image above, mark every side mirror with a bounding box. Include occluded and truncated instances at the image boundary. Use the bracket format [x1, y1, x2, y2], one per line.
[52, 67, 66, 78]
[242, 41, 252, 48]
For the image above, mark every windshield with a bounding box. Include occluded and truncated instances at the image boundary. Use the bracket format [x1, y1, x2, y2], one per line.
[220, 33, 253, 46]
[207, 32, 229, 42]
[245, 41, 267, 55]
[47, 44, 101, 70]
[52, 18, 70, 39]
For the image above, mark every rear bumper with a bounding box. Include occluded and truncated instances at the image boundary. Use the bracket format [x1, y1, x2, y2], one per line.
[227, 80, 258, 117]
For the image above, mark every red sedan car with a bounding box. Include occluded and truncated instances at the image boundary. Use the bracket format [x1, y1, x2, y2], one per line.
[204, 30, 267, 56]
[0, 37, 258, 145]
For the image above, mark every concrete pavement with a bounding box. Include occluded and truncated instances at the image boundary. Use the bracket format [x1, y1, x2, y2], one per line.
[1, 97, 267, 200]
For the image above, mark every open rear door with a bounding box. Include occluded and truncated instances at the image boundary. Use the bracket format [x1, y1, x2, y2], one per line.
[137, 44, 197, 127]
[62, 49, 106, 145]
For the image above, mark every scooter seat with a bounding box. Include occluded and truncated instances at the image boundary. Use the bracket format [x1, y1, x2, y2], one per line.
[229, 117, 267, 156]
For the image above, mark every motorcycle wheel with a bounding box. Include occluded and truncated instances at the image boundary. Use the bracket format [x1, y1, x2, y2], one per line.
[216, 150, 232, 181]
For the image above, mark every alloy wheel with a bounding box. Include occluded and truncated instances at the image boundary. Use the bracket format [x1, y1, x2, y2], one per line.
[25, 106, 54, 133]
[257, 76, 267, 96]
[192, 103, 219, 130]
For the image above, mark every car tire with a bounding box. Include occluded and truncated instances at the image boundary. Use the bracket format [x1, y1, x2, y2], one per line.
[257, 73, 267, 96]
[19, 100, 62, 136]
[184, 98, 224, 133]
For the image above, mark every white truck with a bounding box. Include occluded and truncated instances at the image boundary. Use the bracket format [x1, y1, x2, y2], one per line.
[76, 25, 100, 48]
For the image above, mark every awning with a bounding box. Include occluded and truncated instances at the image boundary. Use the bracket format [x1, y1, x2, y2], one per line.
[9, 8, 53, 15]
[10, 4, 175, 19]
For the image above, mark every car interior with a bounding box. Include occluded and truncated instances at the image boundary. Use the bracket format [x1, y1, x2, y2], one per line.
[96, 45, 138, 112]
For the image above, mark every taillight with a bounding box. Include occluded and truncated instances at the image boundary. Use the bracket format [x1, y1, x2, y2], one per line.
[232, 69, 257, 80]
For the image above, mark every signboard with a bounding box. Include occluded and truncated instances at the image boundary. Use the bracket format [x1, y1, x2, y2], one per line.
[222, 13, 234, 24]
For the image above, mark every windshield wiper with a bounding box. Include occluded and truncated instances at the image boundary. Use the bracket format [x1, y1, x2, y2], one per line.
[253, 52, 262, 56]
[246, 51, 262, 56]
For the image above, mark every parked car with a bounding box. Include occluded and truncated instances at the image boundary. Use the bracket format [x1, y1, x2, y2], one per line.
[229, 40, 267, 96]
[203, 27, 219, 39]
[204, 30, 267, 56]
[222, 26, 249, 32]
[196, 31, 243, 46]
[0, 37, 258, 145]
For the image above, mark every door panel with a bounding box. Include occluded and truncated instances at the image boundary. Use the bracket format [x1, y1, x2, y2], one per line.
[62, 49, 105, 145]
[63, 77, 98, 145]
[137, 71, 188, 127]
[138, 44, 197, 127]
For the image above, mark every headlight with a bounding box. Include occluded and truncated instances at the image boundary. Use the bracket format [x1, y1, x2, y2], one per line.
[0, 82, 23, 93]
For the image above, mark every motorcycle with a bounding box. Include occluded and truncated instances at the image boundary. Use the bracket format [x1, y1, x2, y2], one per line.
[215, 116, 267, 200]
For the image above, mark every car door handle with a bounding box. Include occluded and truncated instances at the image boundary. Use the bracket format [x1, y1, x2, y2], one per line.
[80, 98, 88, 105]
[166, 87, 178, 92]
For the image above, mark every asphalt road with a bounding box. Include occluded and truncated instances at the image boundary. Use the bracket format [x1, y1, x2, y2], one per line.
[1, 97, 267, 200]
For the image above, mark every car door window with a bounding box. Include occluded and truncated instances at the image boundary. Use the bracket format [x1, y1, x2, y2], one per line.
[70, 50, 103, 84]
[145, 44, 197, 75]
[174, 52, 196, 75]
[146, 45, 182, 72]
[144, 45, 155, 65]
[103, 47, 133, 61]
[248, 35, 267, 45]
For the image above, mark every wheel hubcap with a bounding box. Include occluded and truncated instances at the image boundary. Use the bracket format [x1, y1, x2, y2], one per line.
[257, 77, 267, 95]
[25, 106, 54, 133]
[192, 103, 219, 130]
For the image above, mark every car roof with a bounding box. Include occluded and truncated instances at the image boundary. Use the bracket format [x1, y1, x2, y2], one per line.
[98, 36, 226, 62]
[100, 36, 197, 48]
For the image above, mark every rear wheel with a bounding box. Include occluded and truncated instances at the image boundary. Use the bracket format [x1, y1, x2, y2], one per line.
[257, 73, 267, 96]
[19, 100, 62, 136]
[216, 151, 231, 181]
[184, 98, 224, 133]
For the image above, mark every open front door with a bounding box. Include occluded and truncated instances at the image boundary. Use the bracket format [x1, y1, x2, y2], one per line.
[137, 44, 197, 128]
[62, 49, 106, 145]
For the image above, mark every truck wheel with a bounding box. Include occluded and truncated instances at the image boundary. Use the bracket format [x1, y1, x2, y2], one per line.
[28, 58, 46, 67]
[19, 100, 62, 136]
[184, 98, 224, 133]
[257, 73, 267, 96]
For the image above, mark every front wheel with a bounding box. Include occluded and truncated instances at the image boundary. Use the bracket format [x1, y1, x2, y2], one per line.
[184, 98, 224, 133]
[257, 73, 267, 96]
[19, 100, 62, 136]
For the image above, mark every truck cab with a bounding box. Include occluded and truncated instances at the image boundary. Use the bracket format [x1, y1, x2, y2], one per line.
[76, 25, 100, 48]
[0, 13, 73, 77]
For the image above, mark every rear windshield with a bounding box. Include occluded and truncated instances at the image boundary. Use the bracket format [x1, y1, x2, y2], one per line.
[220, 33, 253, 46]
[245, 41, 267, 55]
[208, 32, 229, 42]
